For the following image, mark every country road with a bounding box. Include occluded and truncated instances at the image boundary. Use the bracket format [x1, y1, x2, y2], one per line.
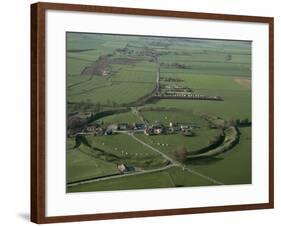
[67, 164, 175, 188]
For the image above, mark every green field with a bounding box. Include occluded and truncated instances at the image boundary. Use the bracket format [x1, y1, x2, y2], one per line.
[66, 32, 252, 192]
[68, 166, 215, 192]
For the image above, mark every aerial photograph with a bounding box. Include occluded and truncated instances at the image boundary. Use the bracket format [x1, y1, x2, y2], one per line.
[66, 32, 252, 193]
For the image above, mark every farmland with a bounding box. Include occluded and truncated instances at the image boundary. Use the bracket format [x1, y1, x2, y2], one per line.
[66, 32, 252, 192]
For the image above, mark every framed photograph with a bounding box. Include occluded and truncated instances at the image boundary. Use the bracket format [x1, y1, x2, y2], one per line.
[31, 2, 274, 223]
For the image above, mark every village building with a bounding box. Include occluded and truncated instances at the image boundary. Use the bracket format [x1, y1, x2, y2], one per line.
[94, 127, 104, 136]
[84, 123, 99, 133]
[133, 123, 146, 130]
[154, 126, 163, 135]
[67, 128, 78, 136]
[166, 127, 175, 134]
[117, 164, 135, 174]
[183, 129, 195, 137]
[144, 128, 154, 136]
[101, 69, 111, 76]
[67, 115, 87, 130]
[104, 129, 113, 135]
[144, 125, 164, 135]
[117, 123, 129, 130]
[180, 124, 191, 130]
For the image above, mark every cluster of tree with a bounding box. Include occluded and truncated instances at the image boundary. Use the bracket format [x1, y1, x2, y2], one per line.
[149, 41, 170, 48]
[226, 54, 232, 61]
[160, 62, 191, 69]
[73, 134, 91, 148]
[207, 117, 251, 129]
[237, 118, 251, 126]
[139, 106, 177, 112]
[223, 118, 251, 128]
[208, 131, 225, 146]
[116, 47, 134, 55]
[67, 115, 88, 130]
[160, 77, 184, 82]
[68, 101, 102, 113]
[174, 147, 189, 163]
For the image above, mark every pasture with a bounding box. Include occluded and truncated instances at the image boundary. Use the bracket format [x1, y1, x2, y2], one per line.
[86, 134, 164, 161]
[66, 138, 119, 183]
[68, 166, 215, 192]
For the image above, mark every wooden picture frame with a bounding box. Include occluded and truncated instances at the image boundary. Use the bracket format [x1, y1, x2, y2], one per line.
[31, 2, 274, 224]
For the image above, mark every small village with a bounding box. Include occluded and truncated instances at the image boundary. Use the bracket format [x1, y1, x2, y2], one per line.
[69, 119, 198, 137]
[153, 69, 223, 101]
[155, 80, 222, 101]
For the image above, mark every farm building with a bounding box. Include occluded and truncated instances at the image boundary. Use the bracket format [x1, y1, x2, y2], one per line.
[94, 127, 104, 136]
[104, 124, 118, 135]
[118, 123, 129, 130]
[180, 124, 191, 130]
[182, 129, 195, 137]
[117, 164, 135, 174]
[133, 123, 146, 130]
[107, 124, 118, 131]
[104, 129, 113, 136]
[84, 123, 99, 132]
[154, 126, 163, 134]
[166, 127, 175, 134]
[144, 125, 164, 135]
[144, 128, 154, 136]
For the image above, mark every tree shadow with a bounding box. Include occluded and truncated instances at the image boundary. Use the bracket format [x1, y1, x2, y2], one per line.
[145, 98, 160, 104]
[186, 157, 224, 166]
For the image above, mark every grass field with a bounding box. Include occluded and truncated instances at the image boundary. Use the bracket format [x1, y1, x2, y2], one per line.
[66, 138, 119, 183]
[68, 166, 215, 192]
[96, 111, 140, 124]
[66, 32, 252, 193]
[134, 129, 219, 158]
[188, 127, 251, 184]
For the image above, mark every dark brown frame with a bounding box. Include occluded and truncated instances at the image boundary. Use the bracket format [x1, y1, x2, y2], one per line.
[31, 2, 274, 224]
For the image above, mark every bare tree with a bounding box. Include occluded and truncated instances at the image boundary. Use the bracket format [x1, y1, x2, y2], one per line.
[174, 147, 189, 163]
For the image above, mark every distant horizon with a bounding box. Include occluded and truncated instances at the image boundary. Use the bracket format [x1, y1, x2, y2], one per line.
[67, 31, 252, 45]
